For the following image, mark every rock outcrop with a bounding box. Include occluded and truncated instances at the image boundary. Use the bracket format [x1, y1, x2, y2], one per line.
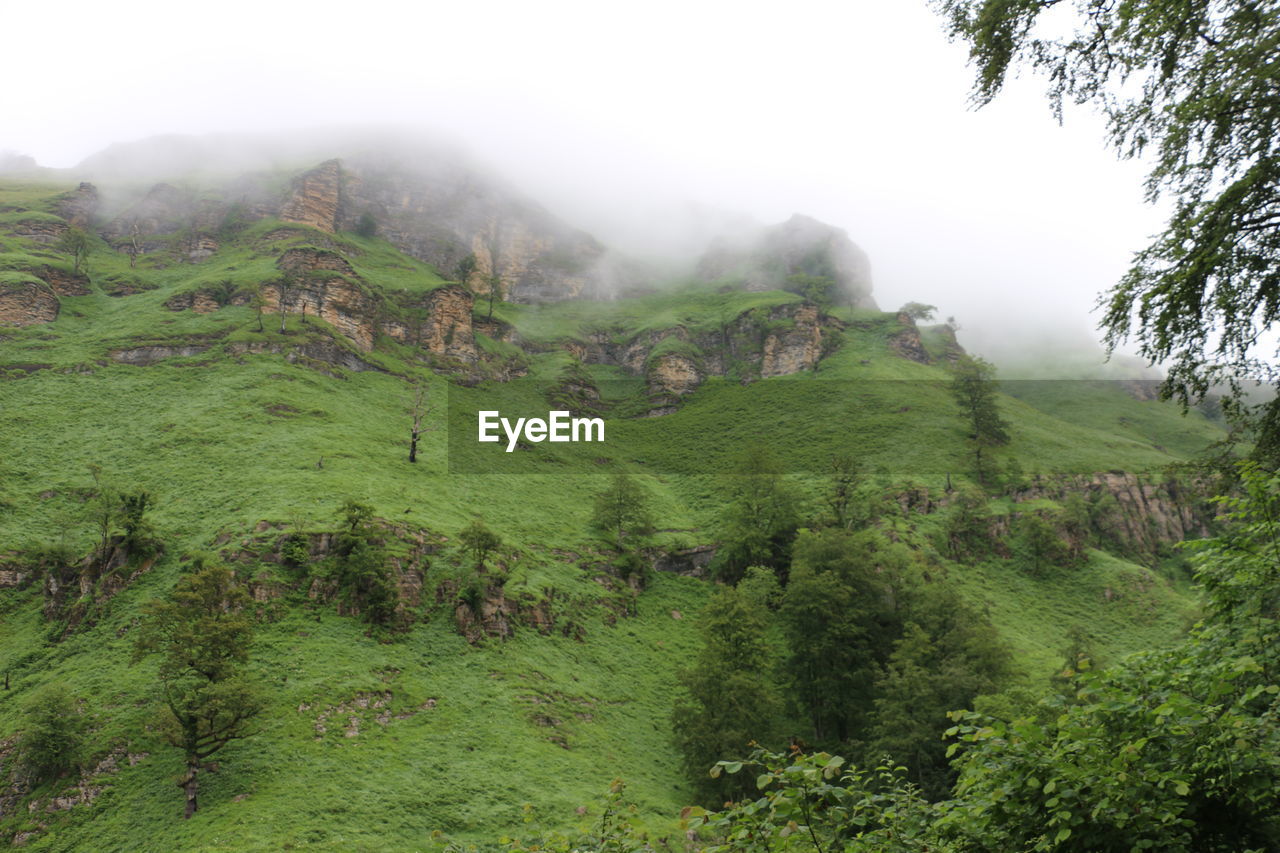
[56, 182, 98, 229]
[0, 278, 59, 327]
[570, 301, 840, 404]
[384, 285, 478, 363]
[697, 214, 877, 309]
[268, 247, 379, 351]
[889, 312, 932, 364]
[280, 159, 341, 233]
[330, 154, 611, 303]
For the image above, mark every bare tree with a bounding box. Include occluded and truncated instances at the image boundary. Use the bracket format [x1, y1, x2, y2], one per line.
[407, 380, 435, 463]
[484, 223, 504, 322]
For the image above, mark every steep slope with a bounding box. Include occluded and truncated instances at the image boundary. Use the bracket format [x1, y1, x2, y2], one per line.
[0, 175, 1227, 849]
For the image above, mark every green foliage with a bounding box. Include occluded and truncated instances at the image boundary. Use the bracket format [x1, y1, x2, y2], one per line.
[1014, 511, 1073, 576]
[940, 462, 1280, 852]
[950, 355, 1010, 485]
[867, 584, 1010, 798]
[56, 227, 91, 276]
[591, 473, 654, 549]
[133, 564, 261, 818]
[779, 529, 910, 743]
[822, 453, 866, 529]
[784, 272, 837, 307]
[324, 501, 400, 627]
[688, 747, 943, 852]
[737, 565, 783, 610]
[456, 252, 478, 283]
[354, 211, 378, 238]
[673, 587, 780, 804]
[17, 684, 85, 781]
[898, 302, 937, 322]
[459, 518, 502, 570]
[944, 487, 992, 559]
[714, 446, 802, 584]
[934, 0, 1280, 421]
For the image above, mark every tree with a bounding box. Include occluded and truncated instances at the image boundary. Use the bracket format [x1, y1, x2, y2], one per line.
[672, 586, 781, 804]
[824, 453, 864, 529]
[406, 380, 433, 464]
[57, 227, 91, 276]
[355, 211, 378, 238]
[786, 272, 837, 307]
[934, 0, 1280, 427]
[458, 518, 501, 570]
[944, 486, 993, 559]
[867, 584, 1009, 799]
[249, 285, 266, 333]
[455, 253, 478, 284]
[133, 565, 260, 819]
[715, 445, 802, 584]
[949, 355, 1010, 485]
[941, 463, 1280, 851]
[590, 473, 654, 548]
[17, 685, 85, 781]
[325, 501, 400, 627]
[1015, 511, 1072, 575]
[275, 273, 299, 335]
[779, 529, 915, 744]
[898, 302, 938, 322]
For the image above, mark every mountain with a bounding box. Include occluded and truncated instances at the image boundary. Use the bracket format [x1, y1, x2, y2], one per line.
[0, 144, 1227, 849]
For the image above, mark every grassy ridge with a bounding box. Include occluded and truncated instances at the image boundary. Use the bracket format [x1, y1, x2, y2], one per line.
[0, 178, 1225, 848]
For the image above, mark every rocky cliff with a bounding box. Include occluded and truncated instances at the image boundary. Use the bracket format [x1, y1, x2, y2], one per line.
[0, 277, 59, 327]
[566, 300, 841, 405]
[697, 214, 877, 309]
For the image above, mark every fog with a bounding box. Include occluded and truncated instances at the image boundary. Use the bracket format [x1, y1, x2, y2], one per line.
[1, 0, 1168, 372]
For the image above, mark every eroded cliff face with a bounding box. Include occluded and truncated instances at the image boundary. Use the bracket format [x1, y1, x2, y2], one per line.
[1024, 472, 1215, 556]
[889, 312, 932, 364]
[332, 155, 609, 303]
[0, 279, 59, 327]
[697, 214, 877, 309]
[383, 285, 478, 364]
[569, 301, 840, 402]
[160, 242, 479, 365]
[56, 182, 98, 229]
[280, 159, 342, 233]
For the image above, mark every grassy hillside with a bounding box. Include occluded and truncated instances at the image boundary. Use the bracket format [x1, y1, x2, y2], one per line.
[0, 178, 1226, 849]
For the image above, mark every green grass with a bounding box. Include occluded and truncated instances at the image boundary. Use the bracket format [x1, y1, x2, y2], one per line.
[0, 177, 1231, 849]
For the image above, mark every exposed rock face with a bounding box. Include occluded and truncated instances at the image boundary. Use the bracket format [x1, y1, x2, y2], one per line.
[423, 288, 476, 362]
[647, 353, 703, 397]
[164, 289, 223, 313]
[761, 303, 826, 376]
[1067, 472, 1214, 555]
[280, 159, 341, 233]
[111, 345, 210, 365]
[889, 312, 932, 364]
[266, 277, 377, 351]
[227, 340, 385, 375]
[328, 153, 612, 303]
[697, 214, 877, 309]
[57, 182, 98, 229]
[7, 217, 68, 243]
[573, 301, 840, 403]
[269, 247, 378, 351]
[0, 279, 59, 327]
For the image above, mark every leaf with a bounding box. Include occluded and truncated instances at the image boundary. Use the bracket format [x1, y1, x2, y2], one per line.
[756, 774, 772, 790]
[1043, 780, 1056, 794]
[1056, 827, 1072, 843]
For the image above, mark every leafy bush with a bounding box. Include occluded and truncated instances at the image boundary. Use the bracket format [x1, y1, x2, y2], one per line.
[17, 685, 84, 781]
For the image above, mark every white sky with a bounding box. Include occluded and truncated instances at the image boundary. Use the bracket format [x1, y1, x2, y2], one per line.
[1, 0, 1165, 363]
